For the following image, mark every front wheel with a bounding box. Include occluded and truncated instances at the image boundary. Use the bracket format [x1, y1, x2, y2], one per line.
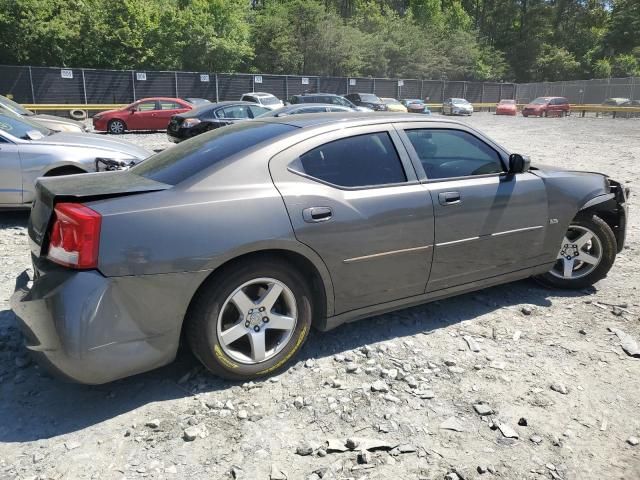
[108, 119, 126, 134]
[186, 259, 313, 380]
[534, 214, 617, 289]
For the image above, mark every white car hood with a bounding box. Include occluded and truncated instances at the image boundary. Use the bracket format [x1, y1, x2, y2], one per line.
[31, 132, 151, 159]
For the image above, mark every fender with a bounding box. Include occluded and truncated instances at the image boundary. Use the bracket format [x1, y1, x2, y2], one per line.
[579, 193, 615, 211]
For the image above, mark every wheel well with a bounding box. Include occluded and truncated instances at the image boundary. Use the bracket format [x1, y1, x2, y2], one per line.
[184, 249, 328, 332]
[44, 166, 87, 177]
[580, 198, 624, 251]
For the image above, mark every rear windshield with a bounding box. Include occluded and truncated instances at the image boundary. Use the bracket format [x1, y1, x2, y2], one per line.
[531, 97, 549, 104]
[132, 122, 297, 185]
[359, 94, 381, 103]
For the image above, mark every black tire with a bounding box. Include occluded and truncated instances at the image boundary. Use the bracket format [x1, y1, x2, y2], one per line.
[186, 258, 313, 380]
[108, 119, 126, 134]
[534, 214, 617, 289]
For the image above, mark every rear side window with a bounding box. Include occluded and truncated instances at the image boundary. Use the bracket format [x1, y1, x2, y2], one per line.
[132, 122, 297, 185]
[294, 132, 406, 188]
[405, 129, 503, 180]
[160, 101, 181, 110]
[217, 105, 250, 119]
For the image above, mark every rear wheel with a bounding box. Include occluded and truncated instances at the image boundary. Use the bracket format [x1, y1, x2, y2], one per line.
[186, 259, 313, 380]
[108, 119, 126, 134]
[534, 214, 616, 289]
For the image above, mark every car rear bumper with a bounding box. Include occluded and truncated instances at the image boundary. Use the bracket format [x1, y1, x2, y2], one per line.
[10, 267, 205, 384]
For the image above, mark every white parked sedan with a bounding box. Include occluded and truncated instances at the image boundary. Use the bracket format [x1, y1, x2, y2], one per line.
[0, 110, 151, 208]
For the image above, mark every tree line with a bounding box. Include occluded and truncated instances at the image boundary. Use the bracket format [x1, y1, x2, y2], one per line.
[0, 0, 638, 83]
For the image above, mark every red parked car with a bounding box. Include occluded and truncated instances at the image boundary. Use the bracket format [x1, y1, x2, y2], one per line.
[93, 97, 192, 134]
[495, 99, 517, 116]
[522, 97, 570, 117]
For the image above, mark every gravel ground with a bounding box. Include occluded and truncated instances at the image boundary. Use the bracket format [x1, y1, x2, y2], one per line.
[1, 113, 640, 480]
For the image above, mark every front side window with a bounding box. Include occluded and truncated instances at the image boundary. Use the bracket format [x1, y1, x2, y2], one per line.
[294, 132, 406, 188]
[137, 101, 158, 112]
[405, 129, 503, 180]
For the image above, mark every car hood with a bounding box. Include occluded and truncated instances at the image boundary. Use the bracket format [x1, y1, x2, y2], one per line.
[94, 109, 121, 117]
[31, 132, 151, 159]
[34, 114, 85, 127]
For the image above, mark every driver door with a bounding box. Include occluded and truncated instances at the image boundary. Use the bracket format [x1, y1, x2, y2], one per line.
[397, 123, 548, 291]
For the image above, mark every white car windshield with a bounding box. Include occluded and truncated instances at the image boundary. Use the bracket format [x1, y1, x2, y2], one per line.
[0, 111, 51, 139]
[452, 99, 469, 105]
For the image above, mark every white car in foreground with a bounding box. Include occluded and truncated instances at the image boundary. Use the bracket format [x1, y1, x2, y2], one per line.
[240, 92, 284, 111]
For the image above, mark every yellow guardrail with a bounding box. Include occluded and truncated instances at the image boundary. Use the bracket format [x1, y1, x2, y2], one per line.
[24, 104, 126, 111]
[21, 102, 640, 115]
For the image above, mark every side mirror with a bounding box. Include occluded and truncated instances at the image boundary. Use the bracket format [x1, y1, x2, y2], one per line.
[508, 153, 531, 174]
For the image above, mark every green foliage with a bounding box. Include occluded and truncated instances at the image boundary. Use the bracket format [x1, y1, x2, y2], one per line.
[0, 0, 639, 82]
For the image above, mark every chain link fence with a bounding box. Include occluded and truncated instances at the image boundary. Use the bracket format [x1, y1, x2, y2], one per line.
[0, 64, 516, 107]
[516, 77, 640, 104]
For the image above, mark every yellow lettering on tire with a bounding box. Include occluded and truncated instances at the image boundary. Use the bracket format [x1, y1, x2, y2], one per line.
[214, 344, 239, 369]
[257, 325, 308, 375]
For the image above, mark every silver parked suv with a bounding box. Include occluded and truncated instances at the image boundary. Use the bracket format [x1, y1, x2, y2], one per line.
[12, 113, 628, 383]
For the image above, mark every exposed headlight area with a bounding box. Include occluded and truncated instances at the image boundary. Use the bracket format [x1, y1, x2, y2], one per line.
[182, 118, 201, 128]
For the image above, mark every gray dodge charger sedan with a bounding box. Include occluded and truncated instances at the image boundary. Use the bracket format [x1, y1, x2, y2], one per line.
[12, 113, 629, 384]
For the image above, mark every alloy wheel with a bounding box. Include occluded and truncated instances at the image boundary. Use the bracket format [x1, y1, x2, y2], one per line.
[109, 120, 125, 134]
[216, 277, 297, 364]
[550, 225, 603, 280]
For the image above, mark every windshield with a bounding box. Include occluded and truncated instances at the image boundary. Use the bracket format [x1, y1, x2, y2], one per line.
[131, 121, 297, 185]
[0, 95, 33, 116]
[0, 110, 51, 139]
[359, 94, 381, 103]
[499, 99, 515, 104]
[452, 99, 469, 105]
[259, 96, 281, 105]
[531, 97, 549, 105]
[405, 99, 423, 104]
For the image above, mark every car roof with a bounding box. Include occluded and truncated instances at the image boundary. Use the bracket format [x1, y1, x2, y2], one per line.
[136, 97, 185, 102]
[256, 111, 465, 129]
[295, 93, 342, 97]
[246, 92, 276, 97]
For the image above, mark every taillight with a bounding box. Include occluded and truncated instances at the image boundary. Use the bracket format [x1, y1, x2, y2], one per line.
[47, 203, 102, 269]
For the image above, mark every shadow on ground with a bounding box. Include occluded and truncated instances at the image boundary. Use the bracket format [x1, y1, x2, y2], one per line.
[0, 274, 592, 443]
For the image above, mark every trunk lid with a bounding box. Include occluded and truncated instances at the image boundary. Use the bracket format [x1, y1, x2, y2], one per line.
[28, 171, 171, 256]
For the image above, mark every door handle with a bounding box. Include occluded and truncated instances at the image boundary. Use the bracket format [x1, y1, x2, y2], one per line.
[303, 207, 332, 223]
[438, 191, 461, 205]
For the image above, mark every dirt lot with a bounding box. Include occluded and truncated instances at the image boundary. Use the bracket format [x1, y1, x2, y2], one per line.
[1, 113, 639, 480]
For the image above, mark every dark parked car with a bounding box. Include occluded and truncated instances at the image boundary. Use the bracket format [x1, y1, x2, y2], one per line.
[167, 101, 270, 142]
[258, 104, 354, 117]
[289, 93, 370, 111]
[12, 113, 628, 384]
[345, 93, 388, 111]
[522, 97, 570, 117]
[401, 99, 431, 114]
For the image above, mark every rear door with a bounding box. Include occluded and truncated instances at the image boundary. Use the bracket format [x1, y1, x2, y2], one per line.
[156, 100, 190, 129]
[396, 122, 548, 291]
[270, 125, 435, 314]
[0, 136, 22, 205]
